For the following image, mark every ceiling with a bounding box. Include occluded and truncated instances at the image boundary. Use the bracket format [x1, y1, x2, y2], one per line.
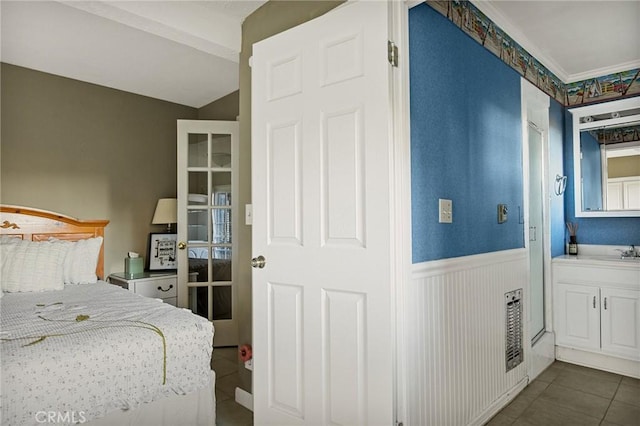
[1, 1, 638, 108]
[472, 0, 640, 83]
[0, 0, 267, 108]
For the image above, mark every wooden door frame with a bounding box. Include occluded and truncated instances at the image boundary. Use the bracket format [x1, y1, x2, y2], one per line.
[391, 1, 412, 425]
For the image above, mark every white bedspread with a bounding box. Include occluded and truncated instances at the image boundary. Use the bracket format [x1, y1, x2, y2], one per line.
[0, 283, 214, 425]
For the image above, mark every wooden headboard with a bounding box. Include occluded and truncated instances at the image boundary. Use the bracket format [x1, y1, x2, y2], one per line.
[0, 205, 110, 279]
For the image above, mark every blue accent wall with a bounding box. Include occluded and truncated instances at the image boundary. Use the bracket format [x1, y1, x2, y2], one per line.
[549, 101, 566, 258]
[410, 4, 524, 263]
[564, 110, 640, 245]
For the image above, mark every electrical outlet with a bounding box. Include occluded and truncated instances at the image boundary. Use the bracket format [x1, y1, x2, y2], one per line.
[439, 199, 452, 223]
[498, 204, 508, 223]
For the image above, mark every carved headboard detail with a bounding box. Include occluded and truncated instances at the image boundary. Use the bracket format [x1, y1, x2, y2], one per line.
[0, 205, 110, 279]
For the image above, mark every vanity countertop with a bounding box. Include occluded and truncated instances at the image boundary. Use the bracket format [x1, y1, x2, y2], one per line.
[554, 244, 640, 270]
[554, 255, 640, 271]
[554, 254, 640, 266]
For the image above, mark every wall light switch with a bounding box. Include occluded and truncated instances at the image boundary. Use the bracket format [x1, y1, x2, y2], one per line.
[245, 204, 253, 225]
[439, 199, 453, 223]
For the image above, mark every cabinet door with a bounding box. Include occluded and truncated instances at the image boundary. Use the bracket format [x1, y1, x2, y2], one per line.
[623, 180, 640, 210]
[606, 182, 623, 210]
[601, 288, 640, 360]
[555, 283, 600, 350]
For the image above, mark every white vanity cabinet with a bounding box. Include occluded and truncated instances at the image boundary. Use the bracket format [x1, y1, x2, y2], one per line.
[553, 256, 640, 377]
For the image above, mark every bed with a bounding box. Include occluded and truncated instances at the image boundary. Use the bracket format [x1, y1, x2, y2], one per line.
[0, 205, 216, 426]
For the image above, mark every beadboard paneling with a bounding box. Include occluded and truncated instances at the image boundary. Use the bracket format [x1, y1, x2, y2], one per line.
[407, 249, 529, 425]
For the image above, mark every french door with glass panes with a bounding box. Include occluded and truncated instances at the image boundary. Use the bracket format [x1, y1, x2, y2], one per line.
[177, 120, 238, 347]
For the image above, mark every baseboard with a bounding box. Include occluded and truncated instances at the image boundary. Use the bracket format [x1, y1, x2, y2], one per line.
[468, 378, 529, 426]
[235, 387, 253, 412]
[529, 332, 555, 381]
[556, 346, 640, 378]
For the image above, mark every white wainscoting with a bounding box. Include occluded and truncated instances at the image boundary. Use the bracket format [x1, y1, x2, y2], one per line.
[406, 249, 529, 426]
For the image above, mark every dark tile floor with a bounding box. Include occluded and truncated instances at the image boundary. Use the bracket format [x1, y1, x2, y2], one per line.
[211, 347, 253, 426]
[487, 361, 640, 426]
[211, 354, 639, 426]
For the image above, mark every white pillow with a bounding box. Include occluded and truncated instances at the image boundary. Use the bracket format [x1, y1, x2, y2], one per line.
[51, 237, 103, 284]
[1, 240, 68, 292]
[0, 236, 21, 245]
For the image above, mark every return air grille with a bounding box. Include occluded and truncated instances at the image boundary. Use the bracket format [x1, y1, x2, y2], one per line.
[505, 289, 523, 372]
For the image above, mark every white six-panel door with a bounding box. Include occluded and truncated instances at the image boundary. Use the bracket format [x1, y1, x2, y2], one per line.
[251, 1, 394, 424]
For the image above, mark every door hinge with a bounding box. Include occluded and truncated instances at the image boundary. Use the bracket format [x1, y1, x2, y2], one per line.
[388, 40, 398, 67]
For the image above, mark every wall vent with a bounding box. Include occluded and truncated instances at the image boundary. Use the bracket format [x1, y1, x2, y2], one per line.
[505, 289, 523, 372]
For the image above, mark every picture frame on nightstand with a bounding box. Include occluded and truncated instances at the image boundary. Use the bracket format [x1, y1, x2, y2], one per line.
[148, 233, 177, 271]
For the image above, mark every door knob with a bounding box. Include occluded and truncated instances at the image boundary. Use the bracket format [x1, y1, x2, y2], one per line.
[178, 241, 187, 250]
[251, 255, 266, 269]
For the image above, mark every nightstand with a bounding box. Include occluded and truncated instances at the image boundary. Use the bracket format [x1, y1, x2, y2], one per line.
[109, 272, 177, 306]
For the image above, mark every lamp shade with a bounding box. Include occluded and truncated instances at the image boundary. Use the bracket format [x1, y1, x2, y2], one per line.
[152, 198, 177, 229]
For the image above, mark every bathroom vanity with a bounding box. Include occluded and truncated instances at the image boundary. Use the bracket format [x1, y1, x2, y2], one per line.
[553, 252, 640, 377]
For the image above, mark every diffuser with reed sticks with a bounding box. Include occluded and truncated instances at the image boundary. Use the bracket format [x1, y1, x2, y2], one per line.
[566, 222, 578, 255]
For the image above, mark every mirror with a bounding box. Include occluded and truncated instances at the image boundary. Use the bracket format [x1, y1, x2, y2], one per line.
[571, 97, 640, 217]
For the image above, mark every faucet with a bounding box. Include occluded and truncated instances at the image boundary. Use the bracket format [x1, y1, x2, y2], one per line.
[616, 245, 638, 259]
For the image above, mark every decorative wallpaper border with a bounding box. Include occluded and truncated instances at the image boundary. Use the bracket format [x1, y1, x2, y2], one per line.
[566, 70, 640, 106]
[425, 1, 640, 107]
[589, 125, 640, 145]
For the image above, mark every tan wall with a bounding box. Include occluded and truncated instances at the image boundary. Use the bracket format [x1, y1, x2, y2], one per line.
[608, 155, 640, 178]
[0, 63, 201, 276]
[199, 90, 239, 120]
[237, 0, 344, 393]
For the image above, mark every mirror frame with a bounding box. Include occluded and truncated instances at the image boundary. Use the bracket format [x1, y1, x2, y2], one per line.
[570, 97, 640, 217]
